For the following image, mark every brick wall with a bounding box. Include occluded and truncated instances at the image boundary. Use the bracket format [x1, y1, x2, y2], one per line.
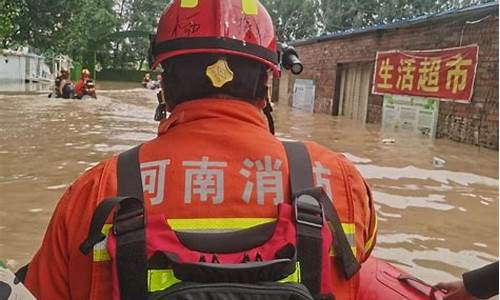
[289, 8, 499, 149]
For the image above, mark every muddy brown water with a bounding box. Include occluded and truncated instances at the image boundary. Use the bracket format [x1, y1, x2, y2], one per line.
[0, 81, 498, 286]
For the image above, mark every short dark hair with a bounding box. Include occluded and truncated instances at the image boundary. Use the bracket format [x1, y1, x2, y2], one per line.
[160, 53, 268, 108]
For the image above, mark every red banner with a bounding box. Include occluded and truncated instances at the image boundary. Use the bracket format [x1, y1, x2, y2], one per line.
[372, 45, 479, 102]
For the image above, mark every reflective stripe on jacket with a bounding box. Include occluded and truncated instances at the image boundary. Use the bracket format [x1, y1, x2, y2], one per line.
[24, 98, 377, 300]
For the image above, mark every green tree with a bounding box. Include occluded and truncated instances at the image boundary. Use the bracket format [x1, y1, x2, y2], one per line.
[0, 0, 25, 48]
[4, 0, 118, 57]
[8, 0, 78, 53]
[3, 0, 496, 70]
[318, 0, 496, 34]
[261, 0, 320, 41]
[60, 0, 118, 60]
[107, 0, 169, 70]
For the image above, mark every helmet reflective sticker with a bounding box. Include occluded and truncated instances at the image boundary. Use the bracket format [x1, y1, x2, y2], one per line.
[242, 0, 258, 15]
[206, 59, 234, 88]
[180, 0, 198, 8]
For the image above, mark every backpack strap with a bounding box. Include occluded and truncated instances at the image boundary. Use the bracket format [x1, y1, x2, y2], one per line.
[79, 145, 147, 300]
[282, 141, 361, 293]
[115, 145, 148, 300]
[117, 145, 144, 199]
[282, 141, 323, 296]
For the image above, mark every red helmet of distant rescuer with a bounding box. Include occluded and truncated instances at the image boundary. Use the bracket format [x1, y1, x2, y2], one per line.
[149, 0, 279, 75]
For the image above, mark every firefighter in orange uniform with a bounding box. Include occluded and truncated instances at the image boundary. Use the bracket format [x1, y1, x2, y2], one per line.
[23, 0, 377, 299]
[75, 68, 92, 98]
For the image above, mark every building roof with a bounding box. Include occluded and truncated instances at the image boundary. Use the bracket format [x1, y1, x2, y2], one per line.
[291, 1, 499, 47]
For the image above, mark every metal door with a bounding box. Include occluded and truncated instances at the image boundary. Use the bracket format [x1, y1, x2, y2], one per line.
[338, 63, 373, 122]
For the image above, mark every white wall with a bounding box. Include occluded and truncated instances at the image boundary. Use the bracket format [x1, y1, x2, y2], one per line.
[0, 55, 26, 80]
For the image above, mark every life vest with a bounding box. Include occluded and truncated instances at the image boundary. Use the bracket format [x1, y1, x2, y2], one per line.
[81, 142, 362, 300]
[75, 79, 86, 98]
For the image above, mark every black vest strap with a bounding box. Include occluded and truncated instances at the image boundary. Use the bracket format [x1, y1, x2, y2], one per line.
[118, 145, 144, 200]
[282, 142, 314, 194]
[282, 141, 361, 296]
[115, 145, 148, 300]
[79, 196, 139, 255]
[283, 141, 323, 297]
[322, 192, 361, 279]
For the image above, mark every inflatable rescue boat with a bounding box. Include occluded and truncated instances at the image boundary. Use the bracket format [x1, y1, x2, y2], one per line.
[359, 257, 445, 300]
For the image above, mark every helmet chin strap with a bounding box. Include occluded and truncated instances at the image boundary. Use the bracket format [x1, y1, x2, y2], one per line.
[154, 90, 168, 121]
[263, 98, 275, 135]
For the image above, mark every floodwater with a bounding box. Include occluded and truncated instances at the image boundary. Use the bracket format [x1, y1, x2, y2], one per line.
[0, 81, 498, 287]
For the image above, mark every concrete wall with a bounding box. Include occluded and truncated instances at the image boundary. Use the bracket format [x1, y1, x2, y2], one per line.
[287, 7, 499, 149]
[0, 55, 26, 81]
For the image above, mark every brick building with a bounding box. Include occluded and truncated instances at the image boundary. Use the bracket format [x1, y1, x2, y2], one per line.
[278, 2, 499, 149]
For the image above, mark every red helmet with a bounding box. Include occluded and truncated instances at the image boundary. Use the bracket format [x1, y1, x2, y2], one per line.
[149, 0, 279, 75]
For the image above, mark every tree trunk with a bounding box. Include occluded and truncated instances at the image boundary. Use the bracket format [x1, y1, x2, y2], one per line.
[137, 58, 144, 71]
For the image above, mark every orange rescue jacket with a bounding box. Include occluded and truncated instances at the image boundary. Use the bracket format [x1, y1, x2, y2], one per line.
[25, 98, 377, 300]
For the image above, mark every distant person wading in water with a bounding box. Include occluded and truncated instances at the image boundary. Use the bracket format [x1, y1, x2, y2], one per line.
[142, 73, 151, 88]
[55, 68, 73, 99]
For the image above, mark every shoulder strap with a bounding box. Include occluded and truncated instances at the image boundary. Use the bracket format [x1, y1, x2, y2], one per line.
[117, 145, 144, 200]
[283, 141, 323, 297]
[115, 145, 148, 300]
[282, 141, 314, 194]
[282, 142, 360, 287]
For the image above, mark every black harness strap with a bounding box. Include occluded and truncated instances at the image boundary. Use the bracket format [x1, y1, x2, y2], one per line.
[300, 186, 361, 279]
[282, 142, 314, 193]
[283, 141, 324, 297]
[322, 192, 361, 279]
[117, 145, 144, 199]
[283, 141, 361, 295]
[115, 145, 148, 300]
[79, 196, 140, 255]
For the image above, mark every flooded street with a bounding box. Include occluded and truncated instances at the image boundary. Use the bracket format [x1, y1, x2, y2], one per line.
[0, 81, 498, 285]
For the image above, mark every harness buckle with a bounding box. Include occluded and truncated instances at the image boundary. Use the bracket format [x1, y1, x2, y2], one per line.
[113, 200, 145, 236]
[294, 193, 324, 228]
